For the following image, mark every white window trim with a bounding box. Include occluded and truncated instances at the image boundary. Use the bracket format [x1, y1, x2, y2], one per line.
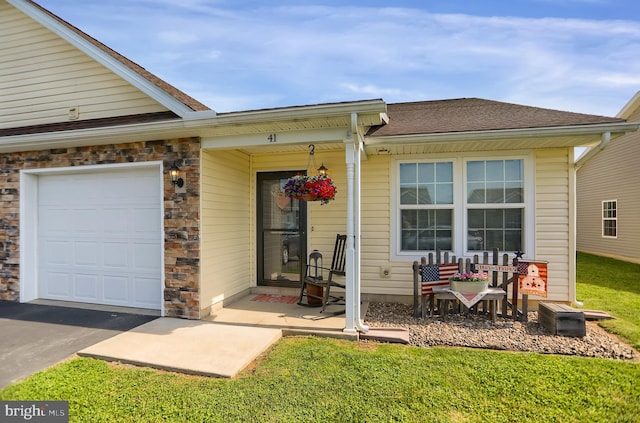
[601, 199, 617, 239]
[391, 152, 535, 262]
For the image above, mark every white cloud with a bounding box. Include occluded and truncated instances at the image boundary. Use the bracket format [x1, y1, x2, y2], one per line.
[35, 1, 640, 115]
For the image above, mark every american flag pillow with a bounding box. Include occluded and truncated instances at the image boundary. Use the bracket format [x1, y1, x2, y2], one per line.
[421, 263, 459, 295]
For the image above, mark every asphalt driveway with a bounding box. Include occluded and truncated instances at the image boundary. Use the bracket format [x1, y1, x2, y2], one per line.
[0, 301, 157, 388]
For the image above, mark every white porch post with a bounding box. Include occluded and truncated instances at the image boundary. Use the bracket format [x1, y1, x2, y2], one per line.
[344, 142, 357, 333]
[343, 113, 369, 334]
[353, 128, 369, 333]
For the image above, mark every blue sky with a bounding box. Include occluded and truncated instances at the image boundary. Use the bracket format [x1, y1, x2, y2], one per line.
[36, 0, 640, 116]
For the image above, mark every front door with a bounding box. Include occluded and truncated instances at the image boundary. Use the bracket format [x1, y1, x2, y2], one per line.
[257, 171, 307, 287]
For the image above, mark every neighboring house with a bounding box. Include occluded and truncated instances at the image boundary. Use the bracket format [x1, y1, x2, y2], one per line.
[577, 92, 640, 264]
[1, 0, 637, 331]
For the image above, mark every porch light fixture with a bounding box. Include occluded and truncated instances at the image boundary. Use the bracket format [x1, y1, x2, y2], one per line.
[317, 162, 328, 177]
[169, 162, 184, 188]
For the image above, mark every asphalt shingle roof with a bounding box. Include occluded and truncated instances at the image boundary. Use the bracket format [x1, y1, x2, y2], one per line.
[367, 98, 625, 137]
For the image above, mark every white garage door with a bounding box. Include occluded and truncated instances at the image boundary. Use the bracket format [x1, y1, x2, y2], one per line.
[37, 166, 162, 309]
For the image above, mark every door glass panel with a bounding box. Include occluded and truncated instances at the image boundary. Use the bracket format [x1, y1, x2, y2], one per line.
[258, 172, 306, 286]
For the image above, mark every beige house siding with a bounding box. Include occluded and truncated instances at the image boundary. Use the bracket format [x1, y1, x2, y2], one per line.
[577, 107, 640, 263]
[355, 150, 574, 302]
[0, 2, 168, 129]
[200, 149, 251, 314]
[360, 155, 402, 296]
[535, 148, 572, 301]
[204, 146, 575, 305]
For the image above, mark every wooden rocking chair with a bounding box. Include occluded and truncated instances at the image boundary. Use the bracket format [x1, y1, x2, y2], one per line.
[297, 234, 347, 313]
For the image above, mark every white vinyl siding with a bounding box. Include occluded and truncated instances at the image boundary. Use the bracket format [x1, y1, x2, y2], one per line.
[577, 105, 640, 262]
[535, 149, 571, 300]
[200, 150, 251, 311]
[0, 3, 168, 129]
[212, 147, 574, 303]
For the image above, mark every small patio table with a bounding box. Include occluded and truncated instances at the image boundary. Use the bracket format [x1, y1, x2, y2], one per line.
[433, 287, 506, 323]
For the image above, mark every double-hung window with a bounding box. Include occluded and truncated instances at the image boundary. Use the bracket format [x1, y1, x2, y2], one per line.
[466, 159, 524, 251]
[396, 156, 526, 257]
[399, 162, 454, 251]
[602, 200, 617, 238]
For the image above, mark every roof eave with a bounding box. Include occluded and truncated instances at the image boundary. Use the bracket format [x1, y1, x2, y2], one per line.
[617, 91, 640, 119]
[365, 122, 640, 146]
[0, 100, 388, 153]
[0, 119, 191, 153]
[201, 99, 387, 125]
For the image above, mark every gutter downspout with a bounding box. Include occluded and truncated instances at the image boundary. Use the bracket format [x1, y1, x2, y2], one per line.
[574, 131, 611, 170]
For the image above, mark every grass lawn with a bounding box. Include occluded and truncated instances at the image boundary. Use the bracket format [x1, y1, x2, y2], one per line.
[2, 252, 639, 422]
[576, 252, 640, 349]
[1, 338, 639, 423]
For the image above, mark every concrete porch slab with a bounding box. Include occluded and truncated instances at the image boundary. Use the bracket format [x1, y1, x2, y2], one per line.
[79, 318, 282, 378]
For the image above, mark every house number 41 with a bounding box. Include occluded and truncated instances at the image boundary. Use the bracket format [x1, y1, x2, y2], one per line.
[267, 133, 277, 143]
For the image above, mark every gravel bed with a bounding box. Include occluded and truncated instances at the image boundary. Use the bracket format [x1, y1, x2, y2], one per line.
[364, 302, 638, 361]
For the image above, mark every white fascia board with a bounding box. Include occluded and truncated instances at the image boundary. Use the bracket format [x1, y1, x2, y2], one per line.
[365, 122, 640, 146]
[201, 100, 387, 126]
[617, 91, 640, 119]
[8, 0, 200, 117]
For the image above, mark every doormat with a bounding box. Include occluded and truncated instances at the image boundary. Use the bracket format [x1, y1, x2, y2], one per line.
[251, 294, 299, 304]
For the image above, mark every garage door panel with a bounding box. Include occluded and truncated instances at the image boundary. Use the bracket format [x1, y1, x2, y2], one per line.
[73, 208, 100, 235]
[38, 167, 162, 310]
[103, 242, 130, 268]
[42, 241, 72, 265]
[40, 208, 71, 234]
[103, 208, 131, 235]
[134, 277, 160, 307]
[133, 208, 160, 238]
[130, 174, 161, 201]
[74, 241, 99, 266]
[103, 275, 129, 304]
[43, 272, 72, 298]
[134, 243, 161, 270]
[74, 274, 99, 301]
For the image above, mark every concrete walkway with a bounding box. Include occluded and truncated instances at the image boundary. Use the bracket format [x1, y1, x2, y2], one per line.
[79, 318, 283, 378]
[78, 293, 408, 379]
[79, 293, 358, 378]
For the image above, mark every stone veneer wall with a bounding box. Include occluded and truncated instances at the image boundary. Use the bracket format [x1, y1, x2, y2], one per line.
[0, 138, 201, 319]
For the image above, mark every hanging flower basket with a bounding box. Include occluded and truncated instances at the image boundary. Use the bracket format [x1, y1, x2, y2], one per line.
[283, 174, 337, 205]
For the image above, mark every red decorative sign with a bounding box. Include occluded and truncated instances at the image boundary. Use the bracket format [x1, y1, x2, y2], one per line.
[518, 261, 548, 298]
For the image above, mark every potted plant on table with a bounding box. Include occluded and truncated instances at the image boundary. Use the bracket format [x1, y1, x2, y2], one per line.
[449, 271, 489, 293]
[283, 174, 337, 205]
